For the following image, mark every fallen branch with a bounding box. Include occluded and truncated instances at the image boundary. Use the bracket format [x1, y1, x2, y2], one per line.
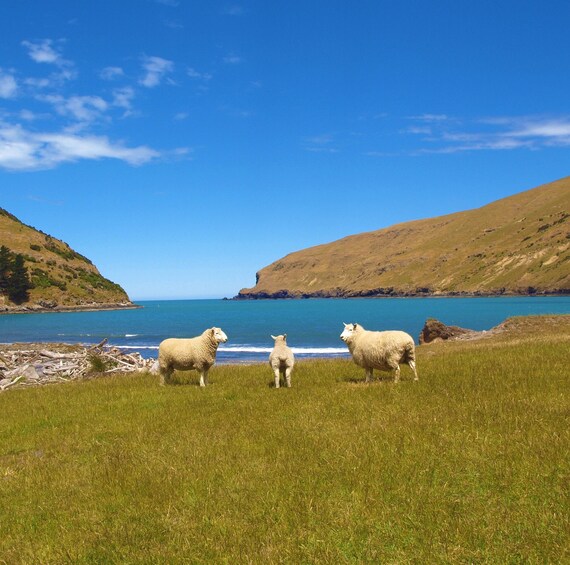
[0, 342, 155, 391]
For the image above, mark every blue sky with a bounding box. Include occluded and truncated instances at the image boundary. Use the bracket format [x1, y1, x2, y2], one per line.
[1, 1, 569, 299]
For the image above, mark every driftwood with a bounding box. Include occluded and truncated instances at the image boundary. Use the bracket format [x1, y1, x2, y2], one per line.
[0, 342, 155, 391]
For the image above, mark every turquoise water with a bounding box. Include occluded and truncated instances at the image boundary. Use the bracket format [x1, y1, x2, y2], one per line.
[1, 297, 569, 363]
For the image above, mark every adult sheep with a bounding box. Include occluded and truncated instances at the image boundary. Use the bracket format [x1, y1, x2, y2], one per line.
[158, 327, 228, 387]
[269, 334, 295, 388]
[340, 322, 418, 383]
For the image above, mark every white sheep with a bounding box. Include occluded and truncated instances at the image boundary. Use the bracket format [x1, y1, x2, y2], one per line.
[269, 334, 295, 388]
[340, 322, 418, 383]
[158, 327, 228, 387]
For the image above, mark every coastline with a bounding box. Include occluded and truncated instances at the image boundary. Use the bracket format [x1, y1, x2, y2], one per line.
[0, 302, 142, 316]
[234, 288, 570, 299]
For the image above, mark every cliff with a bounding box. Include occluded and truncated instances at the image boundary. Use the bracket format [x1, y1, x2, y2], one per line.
[238, 176, 570, 298]
[0, 208, 135, 312]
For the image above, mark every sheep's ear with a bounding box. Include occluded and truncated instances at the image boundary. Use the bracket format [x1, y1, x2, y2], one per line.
[210, 328, 216, 335]
[271, 335, 277, 340]
[283, 333, 287, 339]
[353, 323, 357, 329]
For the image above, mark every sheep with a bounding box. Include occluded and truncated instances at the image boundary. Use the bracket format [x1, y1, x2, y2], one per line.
[340, 322, 418, 383]
[158, 327, 228, 387]
[269, 334, 295, 388]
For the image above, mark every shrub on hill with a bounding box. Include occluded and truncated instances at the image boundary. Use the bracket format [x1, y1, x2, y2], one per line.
[0, 245, 33, 304]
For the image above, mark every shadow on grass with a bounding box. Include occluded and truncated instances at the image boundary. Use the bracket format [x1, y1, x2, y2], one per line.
[339, 373, 401, 384]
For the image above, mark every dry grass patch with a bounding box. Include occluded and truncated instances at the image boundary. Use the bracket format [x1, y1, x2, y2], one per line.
[0, 316, 569, 563]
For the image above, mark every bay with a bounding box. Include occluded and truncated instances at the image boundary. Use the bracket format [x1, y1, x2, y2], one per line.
[1, 297, 569, 363]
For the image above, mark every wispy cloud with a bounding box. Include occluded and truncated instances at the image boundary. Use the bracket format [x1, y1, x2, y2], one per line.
[39, 94, 108, 124]
[408, 113, 450, 122]
[0, 39, 190, 171]
[303, 134, 339, 153]
[22, 39, 64, 65]
[221, 5, 244, 16]
[139, 55, 174, 87]
[112, 87, 136, 114]
[393, 114, 570, 155]
[187, 67, 212, 81]
[100, 66, 124, 80]
[223, 53, 243, 65]
[0, 122, 159, 171]
[0, 71, 17, 98]
[21, 39, 76, 85]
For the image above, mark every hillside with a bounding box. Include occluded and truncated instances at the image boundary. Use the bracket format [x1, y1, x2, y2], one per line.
[238, 176, 570, 298]
[0, 208, 134, 311]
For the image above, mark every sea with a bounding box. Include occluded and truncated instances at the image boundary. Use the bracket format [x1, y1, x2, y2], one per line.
[1, 297, 569, 364]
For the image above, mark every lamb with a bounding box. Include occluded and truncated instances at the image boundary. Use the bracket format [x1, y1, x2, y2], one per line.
[340, 322, 418, 383]
[269, 334, 295, 388]
[158, 327, 228, 387]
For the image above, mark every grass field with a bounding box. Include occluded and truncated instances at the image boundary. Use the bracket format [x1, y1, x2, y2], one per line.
[1, 317, 569, 563]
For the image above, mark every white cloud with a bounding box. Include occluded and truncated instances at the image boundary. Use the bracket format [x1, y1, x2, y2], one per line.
[303, 134, 339, 153]
[22, 39, 62, 64]
[21, 39, 76, 86]
[39, 94, 108, 124]
[21, 39, 73, 71]
[100, 66, 124, 80]
[221, 5, 244, 16]
[23, 77, 53, 89]
[508, 118, 570, 139]
[408, 113, 449, 122]
[0, 71, 17, 98]
[187, 67, 212, 80]
[164, 19, 184, 29]
[400, 114, 570, 154]
[19, 110, 40, 121]
[0, 122, 160, 171]
[139, 56, 174, 87]
[112, 87, 135, 112]
[223, 53, 243, 64]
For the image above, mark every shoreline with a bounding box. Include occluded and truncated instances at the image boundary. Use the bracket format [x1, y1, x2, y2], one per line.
[0, 302, 142, 316]
[234, 289, 570, 300]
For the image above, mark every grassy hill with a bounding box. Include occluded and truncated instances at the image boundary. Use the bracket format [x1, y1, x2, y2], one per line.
[0, 315, 568, 562]
[238, 176, 570, 298]
[0, 208, 133, 310]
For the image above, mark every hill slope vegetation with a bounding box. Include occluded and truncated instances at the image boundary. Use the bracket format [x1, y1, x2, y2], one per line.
[238, 176, 570, 298]
[0, 208, 133, 311]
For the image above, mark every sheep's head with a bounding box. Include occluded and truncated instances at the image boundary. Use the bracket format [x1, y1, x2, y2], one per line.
[340, 322, 360, 342]
[211, 327, 228, 343]
[271, 334, 287, 344]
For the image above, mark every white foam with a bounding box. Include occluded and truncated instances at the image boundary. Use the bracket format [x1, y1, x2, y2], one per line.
[117, 345, 159, 350]
[114, 344, 348, 355]
[219, 345, 348, 355]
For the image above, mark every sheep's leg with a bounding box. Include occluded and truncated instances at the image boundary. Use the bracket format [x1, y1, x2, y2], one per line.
[393, 365, 401, 383]
[200, 369, 209, 387]
[285, 367, 292, 388]
[409, 360, 419, 381]
[365, 368, 373, 383]
[274, 368, 281, 388]
[160, 367, 172, 386]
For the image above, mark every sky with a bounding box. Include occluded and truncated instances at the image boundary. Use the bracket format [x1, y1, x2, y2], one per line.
[1, 0, 569, 300]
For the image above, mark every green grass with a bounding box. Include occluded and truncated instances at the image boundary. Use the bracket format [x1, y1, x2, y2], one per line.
[1, 337, 569, 563]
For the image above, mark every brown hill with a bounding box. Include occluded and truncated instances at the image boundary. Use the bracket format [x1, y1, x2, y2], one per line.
[0, 208, 134, 311]
[238, 176, 570, 298]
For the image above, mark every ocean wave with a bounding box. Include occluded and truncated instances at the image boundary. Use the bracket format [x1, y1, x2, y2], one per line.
[219, 345, 348, 355]
[114, 344, 348, 355]
[117, 345, 159, 350]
